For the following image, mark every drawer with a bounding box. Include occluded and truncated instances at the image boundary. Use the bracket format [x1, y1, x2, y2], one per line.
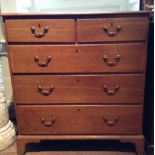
[17, 105, 142, 135]
[13, 75, 144, 104]
[77, 17, 148, 42]
[9, 43, 146, 73]
[5, 19, 75, 42]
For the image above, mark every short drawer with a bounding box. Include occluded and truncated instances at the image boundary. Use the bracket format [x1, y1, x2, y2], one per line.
[17, 105, 142, 135]
[5, 19, 75, 42]
[9, 43, 146, 73]
[77, 17, 148, 42]
[13, 75, 144, 104]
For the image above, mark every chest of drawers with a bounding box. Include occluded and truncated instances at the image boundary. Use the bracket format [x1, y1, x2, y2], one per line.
[2, 12, 150, 155]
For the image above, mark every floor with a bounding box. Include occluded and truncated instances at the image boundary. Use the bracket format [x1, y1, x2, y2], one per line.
[0, 142, 137, 155]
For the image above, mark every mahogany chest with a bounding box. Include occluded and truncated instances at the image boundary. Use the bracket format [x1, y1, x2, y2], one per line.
[2, 12, 150, 155]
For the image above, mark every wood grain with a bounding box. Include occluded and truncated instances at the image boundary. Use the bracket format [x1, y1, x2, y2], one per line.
[16, 105, 142, 135]
[9, 43, 146, 73]
[13, 75, 144, 104]
[77, 17, 149, 42]
[5, 19, 75, 42]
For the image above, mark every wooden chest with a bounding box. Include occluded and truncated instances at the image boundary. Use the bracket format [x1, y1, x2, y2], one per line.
[2, 12, 150, 155]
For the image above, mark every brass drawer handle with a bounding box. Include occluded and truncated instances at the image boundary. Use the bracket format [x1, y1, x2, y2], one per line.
[103, 25, 122, 37]
[41, 116, 56, 127]
[31, 26, 48, 38]
[103, 55, 121, 67]
[103, 84, 120, 96]
[38, 85, 54, 96]
[103, 116, 119, 126]
[34, 56, 52, 67]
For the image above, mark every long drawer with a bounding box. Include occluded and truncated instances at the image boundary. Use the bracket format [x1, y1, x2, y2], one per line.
[13, 75, 144, 104]
[17, 105, 142, 135]
[9, 43, 146, 73]
[5, 19, 75, 42]
[77, 17, 148, 42]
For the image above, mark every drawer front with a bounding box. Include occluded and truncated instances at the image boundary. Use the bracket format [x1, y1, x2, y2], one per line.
[17, 105, 142, 135]
[9, 43, 146, 73]
[5, 19, 75, 42]
[13, 75, 144, 104]
[77, 17, 148, 42]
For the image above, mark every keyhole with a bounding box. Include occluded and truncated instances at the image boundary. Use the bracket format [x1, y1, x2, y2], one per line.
[76, 79, 79, 83]
[110, 22, 113, 27]
[76, 49, 78, 53]
[38, 24, 41, 28]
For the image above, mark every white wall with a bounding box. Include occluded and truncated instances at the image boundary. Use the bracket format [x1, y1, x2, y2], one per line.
[29, 0, 139, 12]
[32, 0, 130, 11]
[0, 0, 140, 13]
[0, 0, 17, 12]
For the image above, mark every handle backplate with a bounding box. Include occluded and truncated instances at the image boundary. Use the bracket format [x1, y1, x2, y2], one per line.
[103, 116, 119, 126]
[31, 26, 48, 38]
[103, 84, 120, 96]
[103, 54, 121, 67]
[38, 85, 54, 96]
[103, 25, 122, 37]
[34, 56, 52, 67]
[41, 116, 56, 127]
